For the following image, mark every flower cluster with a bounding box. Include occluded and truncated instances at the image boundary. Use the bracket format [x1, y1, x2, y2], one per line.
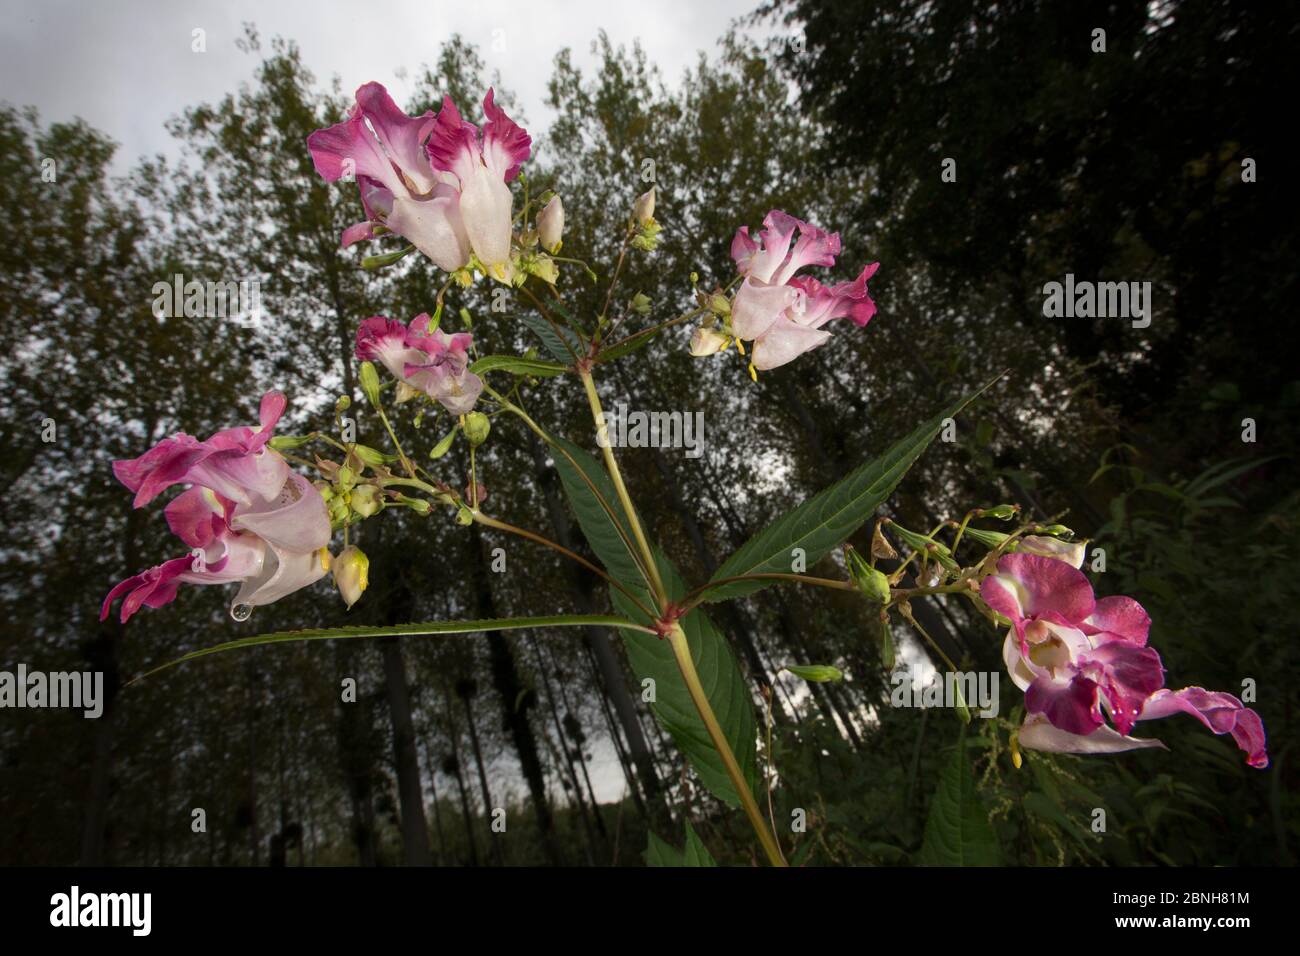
[308, 83, 534, 283]
[101, 391, 332, 623]
[354, 313, 482, 414]
[981, 550, 1267, 768]
[692, 210, 878, 372]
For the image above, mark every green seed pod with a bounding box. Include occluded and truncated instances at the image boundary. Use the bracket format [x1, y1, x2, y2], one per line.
[463, 412, 491, 448]
[429, 430, 457, 459]
[785, 665, 844, 683]
[846, 546, 891, 605]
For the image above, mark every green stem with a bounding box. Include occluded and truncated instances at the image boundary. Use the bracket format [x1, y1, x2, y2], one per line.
[667, 623, 788, 867]
[579, 369, 667, 604]
[680, 572, 854, 611]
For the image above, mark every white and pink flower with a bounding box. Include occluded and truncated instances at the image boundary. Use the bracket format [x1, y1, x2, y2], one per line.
[308, 83, 530, 281]
[727, 210, 878, 370]
[355, 313, 482, 415]
[981, 551, 1267, 768]
[102, 392, 332, 622]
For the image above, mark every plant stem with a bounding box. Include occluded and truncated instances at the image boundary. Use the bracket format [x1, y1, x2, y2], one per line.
[680, 572, 855, 611]
[667, 622, 788, 867]
[579, 369, 667, 604]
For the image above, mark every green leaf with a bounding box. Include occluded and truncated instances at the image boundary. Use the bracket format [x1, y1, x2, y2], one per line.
[683, 822, 718, 866]
[595, 324, 667, 363]
[917, 731, 1001, 866]
[645, 832, 684, 867]
[469, 354, 568, 378]
[702, 379, 996, 603]
[550, 435, 647, 588]
[551, 437, 761, 807]
[520, 313, 584, 364]
[129, 615, 645, 685]
[645, 822, 717, 867]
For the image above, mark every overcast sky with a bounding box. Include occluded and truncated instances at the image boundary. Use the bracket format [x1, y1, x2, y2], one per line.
[1, 0, 773, 176]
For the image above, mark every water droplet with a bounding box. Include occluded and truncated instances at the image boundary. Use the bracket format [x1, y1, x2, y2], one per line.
[230, 603, 253, 622]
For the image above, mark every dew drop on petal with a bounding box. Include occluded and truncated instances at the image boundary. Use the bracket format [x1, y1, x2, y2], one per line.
[230, 603, 254, 622]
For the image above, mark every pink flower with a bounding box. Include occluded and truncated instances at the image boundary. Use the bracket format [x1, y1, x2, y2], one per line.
[355, 314, 482, 414]
[308, 83, 530, 280]
[982, 552, 1267, 768]
[426, 89, 530, 279]
[728, 210, 878, 370]
[102, 393, 332, 622]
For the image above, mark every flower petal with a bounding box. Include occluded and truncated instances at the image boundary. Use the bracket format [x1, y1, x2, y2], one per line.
[751, 317, 832, 370]
[1139, 687, 1268, 768]
[1018, 713, 1167, 756]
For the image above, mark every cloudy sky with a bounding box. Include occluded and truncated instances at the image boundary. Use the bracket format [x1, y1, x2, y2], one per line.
[1, 0, 774, 175]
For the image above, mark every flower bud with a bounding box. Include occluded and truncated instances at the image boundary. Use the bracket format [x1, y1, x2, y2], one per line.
[350, 483, 382, 518]
[538, 195, 564, 253]
[630, 291, 653, 315]
[528, 256, 559, 285]
[463, 412, 491, 448]
[846, 545, 891, 605]
[977, 504, 1019, 520]
[690, 327, 729, 357]
[336, 464, 356, 491]
[429, 430, 457, 459]
[269, 434, 311, 450]
[333, 545, 369, 609]
[1017, 534, 1086, 569]
[351, 444, 395, 468]
[708, 293, 731, 317]
[395, 381, 421, 404]
[633, 186, 656, 226]
[359, 361, 382, 407]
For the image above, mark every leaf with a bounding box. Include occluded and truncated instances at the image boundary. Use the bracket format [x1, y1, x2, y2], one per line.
[552, 437, 761, 807]
[469, 354, 568, 378]
[612, 555, 762, 807]
[645, 832, 684, 867]
[683, 822, 718, 866]
[595, 324, 668, 363]
[520, 313, 584, 364]
[645, 822, 717, 867]
[702, 379, 997, 603]
[917, 731, 1001, 866]
[129, 615, 645, 685]
[550, 435, 648, 589]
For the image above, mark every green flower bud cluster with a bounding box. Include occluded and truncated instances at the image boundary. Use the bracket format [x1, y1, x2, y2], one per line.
[317, 464, 384, 531]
